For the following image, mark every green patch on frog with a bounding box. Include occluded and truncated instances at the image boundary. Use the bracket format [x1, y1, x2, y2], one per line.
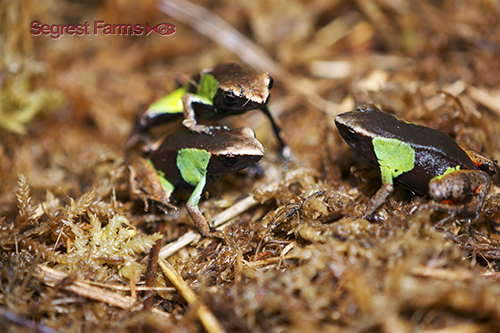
[372, 137, 415, 185]
[146, 158, 175, 195]
[195, 74, 218, 105]
[431, 165, 461, 182]
[177, 148, 210, 208]
[177, 148, 211, 185]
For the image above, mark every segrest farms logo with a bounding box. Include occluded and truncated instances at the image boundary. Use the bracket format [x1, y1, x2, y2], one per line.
[30, 21, 176, 40]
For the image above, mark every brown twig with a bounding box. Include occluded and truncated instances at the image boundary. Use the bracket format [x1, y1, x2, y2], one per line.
[144, 221, 165, 310]
[0, 307, 61, 333]
[410, 265, 475, 282]
[158, 258, 226, 333]
[35, 265, 135, 310]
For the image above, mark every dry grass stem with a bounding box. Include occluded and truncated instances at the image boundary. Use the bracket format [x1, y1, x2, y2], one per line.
[158, 258, 226, 333]
[35, 266, 135, 310]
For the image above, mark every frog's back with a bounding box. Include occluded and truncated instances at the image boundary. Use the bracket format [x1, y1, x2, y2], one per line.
[358, 106, 477, 169]
[337, 105, 479, 195]
[147, 127, 264, 188]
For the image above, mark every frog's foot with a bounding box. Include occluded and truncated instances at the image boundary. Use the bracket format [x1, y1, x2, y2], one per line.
[431, 211, 485, 244]
[155, 200, 180, 214]
[422, 200, 482, 231]
[356, 202, 378, 220]
[431, 210, 456, 228]
[138, 194, 179, 214]
[199, 125, 229, 132]
[362, 206, 378, 220]
[186, 203, 224, 239]
[468, 224, 492, 241]
[426, 194, 485, 218]
[182, 119, 216, 136]
[203, 228, 225, 240]
[422, 200, 463, 216]
[279, 147, 297, 171]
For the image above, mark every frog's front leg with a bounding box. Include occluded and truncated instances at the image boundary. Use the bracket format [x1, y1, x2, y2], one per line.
[185, 203, 223, 239]
[364, 165, 395, 217]
[185, 174, 223, 239]
[428, 170, 491, 213]
[177, 148, 224, 239]
[366, 183, 394, 217]
[182, 93, 221, 135]
[260, 105, 291, 159]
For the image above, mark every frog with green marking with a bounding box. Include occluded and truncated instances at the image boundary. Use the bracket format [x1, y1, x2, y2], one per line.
[335, 104, 498, 216]
[128, 63, 289, 158]
[128, 126, 264, 238]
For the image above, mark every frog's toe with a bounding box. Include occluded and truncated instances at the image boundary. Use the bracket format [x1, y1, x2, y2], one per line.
[192, 125, 215, 136]
[280, 146, 293, 160]
[205, 125, 230, 133]
[209, 229, 225, 240]
[142, 199, 150, 212]
[199, 227, 224, 240]
[157, 202, 180, 214]
[183, 120, 215, 135]
[362, 210, 375, 221]
[203, 129, 215, 136]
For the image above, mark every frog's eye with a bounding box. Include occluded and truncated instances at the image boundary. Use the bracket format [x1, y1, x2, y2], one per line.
[221, 154, 239, 166]
[224, 91, 239, 106]
[345, 128, 357, 142]
[268, 77, 274, 90]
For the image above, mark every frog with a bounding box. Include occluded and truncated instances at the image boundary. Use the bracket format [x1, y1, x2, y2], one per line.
[335, 104, 498, 217]
[127, 63, 290, 158]
[128, 126, 264, 238]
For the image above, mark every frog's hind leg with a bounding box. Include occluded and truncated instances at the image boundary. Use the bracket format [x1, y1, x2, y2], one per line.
[460, 146, 499, 176]
[431, 210, 457, 229]
[185, 203, 224, 239]
[428, 169, 491, 214]
[182, 93, 219, 135]
[423, 200, 488, 243]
